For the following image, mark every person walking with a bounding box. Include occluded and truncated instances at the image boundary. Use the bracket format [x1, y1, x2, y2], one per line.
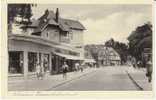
[62, 62, 69, 79]
[75, 62, 79, 72]
[131, 57, 136, 68]
[80, 63, 84, 72]
[146, 56, 152, 83]
[40, 65, 44, 80]
[36, 63, 41, 80]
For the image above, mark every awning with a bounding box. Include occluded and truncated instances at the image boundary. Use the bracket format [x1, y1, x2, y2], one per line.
[54, 44, 80, 54]
[84, 59, 96, 63]
[54, 52, 84, 60]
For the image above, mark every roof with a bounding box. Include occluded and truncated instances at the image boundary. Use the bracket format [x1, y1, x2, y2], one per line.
[27, 10, 85, 33]
[59, 18, 86, 30]
[98, 46, 121, 60]
[48, 19, 59, 26]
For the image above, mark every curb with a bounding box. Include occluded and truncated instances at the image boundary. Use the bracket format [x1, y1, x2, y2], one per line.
[46, 69, 96, 90]
[126, 71, 143, 90]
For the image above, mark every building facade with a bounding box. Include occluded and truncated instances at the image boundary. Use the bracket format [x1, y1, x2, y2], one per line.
[8, 8, 85, 78]
[97, 47, 121, 66]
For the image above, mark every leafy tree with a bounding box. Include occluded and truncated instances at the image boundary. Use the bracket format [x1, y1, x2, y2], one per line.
[105, 38, 129, 64]
[127, 22, 152, 61]
[8, 4, 34, 24]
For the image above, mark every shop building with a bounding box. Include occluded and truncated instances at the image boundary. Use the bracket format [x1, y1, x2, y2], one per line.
[8, 8, 85, 78]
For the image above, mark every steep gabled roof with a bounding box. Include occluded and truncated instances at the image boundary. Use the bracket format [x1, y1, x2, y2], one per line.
[48, 19, 59, 26]
[59, 18, 86, 30]
[25, 9, 85, 33]
[58, 18, 70, 31]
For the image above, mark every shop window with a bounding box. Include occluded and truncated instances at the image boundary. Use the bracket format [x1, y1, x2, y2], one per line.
[43, 54, 50, 72]
[9, 51, 23, 74]
[28, 52, 37, 72]
[52, 55, 57, 71]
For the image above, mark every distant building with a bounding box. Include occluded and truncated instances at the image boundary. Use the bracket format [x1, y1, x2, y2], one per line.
[8, 8, 85, 78]
[97, 47, 121, 66]
[84, 49, 96, 65]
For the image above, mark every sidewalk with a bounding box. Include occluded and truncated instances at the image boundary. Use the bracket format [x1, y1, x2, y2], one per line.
[8, 68, 96, 91]
[126, 67, 152, 91]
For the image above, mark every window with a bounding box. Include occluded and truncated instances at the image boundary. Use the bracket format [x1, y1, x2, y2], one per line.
[47, 32, 49, 37]
[9, 51, 23, 74]
[28, 52, 37, 72]
[43, 54, 50, 71]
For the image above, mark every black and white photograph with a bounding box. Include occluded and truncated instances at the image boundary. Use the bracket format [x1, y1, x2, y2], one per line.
[7, 4, 153, 91]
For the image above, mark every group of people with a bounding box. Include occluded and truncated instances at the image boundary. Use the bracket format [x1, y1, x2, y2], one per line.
[61, 62, 84, 79]
[35, 61, 85, 80]
[74, 62, 84, 72]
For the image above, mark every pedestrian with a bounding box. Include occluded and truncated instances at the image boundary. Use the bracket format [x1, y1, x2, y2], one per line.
[131, 57, 136, 68]
[40, 65, 44, 80]
[80, 63, 84, 72]
[80, 66, 83, 72]
[62, 62, 69, 79]
[146, 56, 152, 82]
[137, 61, 141, 69]
[36, 63, 41, 80]
[75, 62, 79, 72]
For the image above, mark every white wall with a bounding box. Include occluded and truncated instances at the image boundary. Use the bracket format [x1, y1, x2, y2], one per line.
[70, 29, 84, 58]
[42, 26, 60, 43]
[70, 29, 84, 46]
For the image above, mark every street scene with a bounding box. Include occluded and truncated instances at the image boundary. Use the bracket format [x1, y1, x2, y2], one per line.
[8, 66, 151, 91]
[8, 4, 152, 91]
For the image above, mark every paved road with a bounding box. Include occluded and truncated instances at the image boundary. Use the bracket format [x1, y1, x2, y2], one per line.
[51, 66, 139, 91]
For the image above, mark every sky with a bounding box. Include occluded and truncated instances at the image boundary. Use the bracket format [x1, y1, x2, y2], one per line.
[31, 4, 152, 44]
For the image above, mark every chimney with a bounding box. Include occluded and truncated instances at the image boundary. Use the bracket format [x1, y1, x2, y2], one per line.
[56, 8, 59, 23]
[45, 9, 49, 16]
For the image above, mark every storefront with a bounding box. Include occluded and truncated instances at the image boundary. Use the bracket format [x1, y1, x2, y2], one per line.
[8, 34, 83, 78]
[51, 51, 84, 74]
[28, 52, 37, 72]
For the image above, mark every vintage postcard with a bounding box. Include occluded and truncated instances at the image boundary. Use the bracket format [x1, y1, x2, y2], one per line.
[0, 0, 155, 99]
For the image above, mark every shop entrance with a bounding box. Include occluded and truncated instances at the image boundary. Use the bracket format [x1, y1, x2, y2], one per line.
[9, 51, 23, 74]
[28, 52, 37, 72]
[51, 54, 65, 74]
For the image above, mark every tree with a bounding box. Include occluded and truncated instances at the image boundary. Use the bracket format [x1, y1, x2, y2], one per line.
[8, 4, 34, 24]
[23, 4, 33, 23]
[105, 38, 129, 64]
[127, 22, 152, 61]
[105, 38, 115, 47]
